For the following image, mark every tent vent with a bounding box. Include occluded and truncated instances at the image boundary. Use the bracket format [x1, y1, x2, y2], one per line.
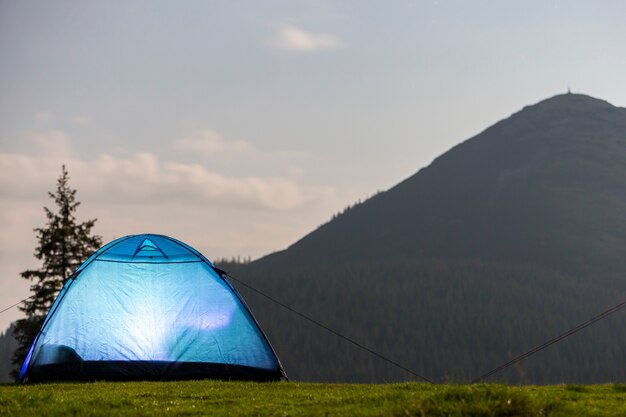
[133, 238, 167, 259]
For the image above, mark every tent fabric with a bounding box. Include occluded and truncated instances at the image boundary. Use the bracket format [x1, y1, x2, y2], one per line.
[18, 234, 286, 382]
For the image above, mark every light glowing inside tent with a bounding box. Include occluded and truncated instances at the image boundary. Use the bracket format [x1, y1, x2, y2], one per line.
[31, 258, 276, 369]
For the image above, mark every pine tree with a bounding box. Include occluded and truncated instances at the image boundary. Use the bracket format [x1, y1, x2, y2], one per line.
[11, 165, 102, 378]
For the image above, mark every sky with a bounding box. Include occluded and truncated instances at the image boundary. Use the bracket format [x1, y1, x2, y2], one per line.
[1, 0, 626, 331]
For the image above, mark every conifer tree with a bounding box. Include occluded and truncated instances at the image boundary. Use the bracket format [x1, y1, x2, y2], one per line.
[11, 165, 102, 378]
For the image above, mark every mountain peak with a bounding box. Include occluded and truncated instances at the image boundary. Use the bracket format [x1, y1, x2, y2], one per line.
[522, 92, 618, 114]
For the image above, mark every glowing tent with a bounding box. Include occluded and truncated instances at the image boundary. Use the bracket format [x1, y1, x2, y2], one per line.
[18, 234, 286, 382]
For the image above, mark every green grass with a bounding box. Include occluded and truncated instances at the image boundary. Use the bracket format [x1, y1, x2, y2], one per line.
[2, 381, 626, 416]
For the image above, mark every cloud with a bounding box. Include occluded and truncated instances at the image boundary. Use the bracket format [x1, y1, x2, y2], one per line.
[267, 25, 344, 53]
[172, 128, 314, 180]
[0, 131, 333, 211]
[173, 130, 252, 155]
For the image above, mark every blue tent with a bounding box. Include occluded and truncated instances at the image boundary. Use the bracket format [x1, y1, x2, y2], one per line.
[18, 234, 286, 382]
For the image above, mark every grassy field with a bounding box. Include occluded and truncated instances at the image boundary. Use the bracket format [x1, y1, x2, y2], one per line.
[2, 380, 626, 416]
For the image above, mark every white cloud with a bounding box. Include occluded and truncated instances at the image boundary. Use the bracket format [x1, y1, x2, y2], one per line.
[173, 130, 252, 155]
[0, 131, 335, 211]
[172, 128, 315, 180]
[267, 25, 344, 53]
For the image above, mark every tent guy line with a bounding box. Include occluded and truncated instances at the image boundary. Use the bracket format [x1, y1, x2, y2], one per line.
[471, 298, 626, 383]
[0, 296, 33, 316]
[225, 273, 434, 383]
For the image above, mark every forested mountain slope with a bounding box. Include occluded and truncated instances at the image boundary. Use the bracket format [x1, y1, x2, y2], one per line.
[227, 93, 626, 383]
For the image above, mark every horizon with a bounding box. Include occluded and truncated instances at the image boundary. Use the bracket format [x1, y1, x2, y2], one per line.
[2, 1, 626, 331]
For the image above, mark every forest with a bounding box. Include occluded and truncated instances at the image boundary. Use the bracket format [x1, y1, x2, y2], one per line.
[219, 256, 626, 383]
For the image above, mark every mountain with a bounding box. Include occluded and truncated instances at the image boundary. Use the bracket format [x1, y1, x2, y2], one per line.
[258, 93, 626, 273]
[227, 93, 626, 383]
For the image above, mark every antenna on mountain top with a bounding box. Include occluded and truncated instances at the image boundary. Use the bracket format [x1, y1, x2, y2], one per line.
[567, 83, 571, 94]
